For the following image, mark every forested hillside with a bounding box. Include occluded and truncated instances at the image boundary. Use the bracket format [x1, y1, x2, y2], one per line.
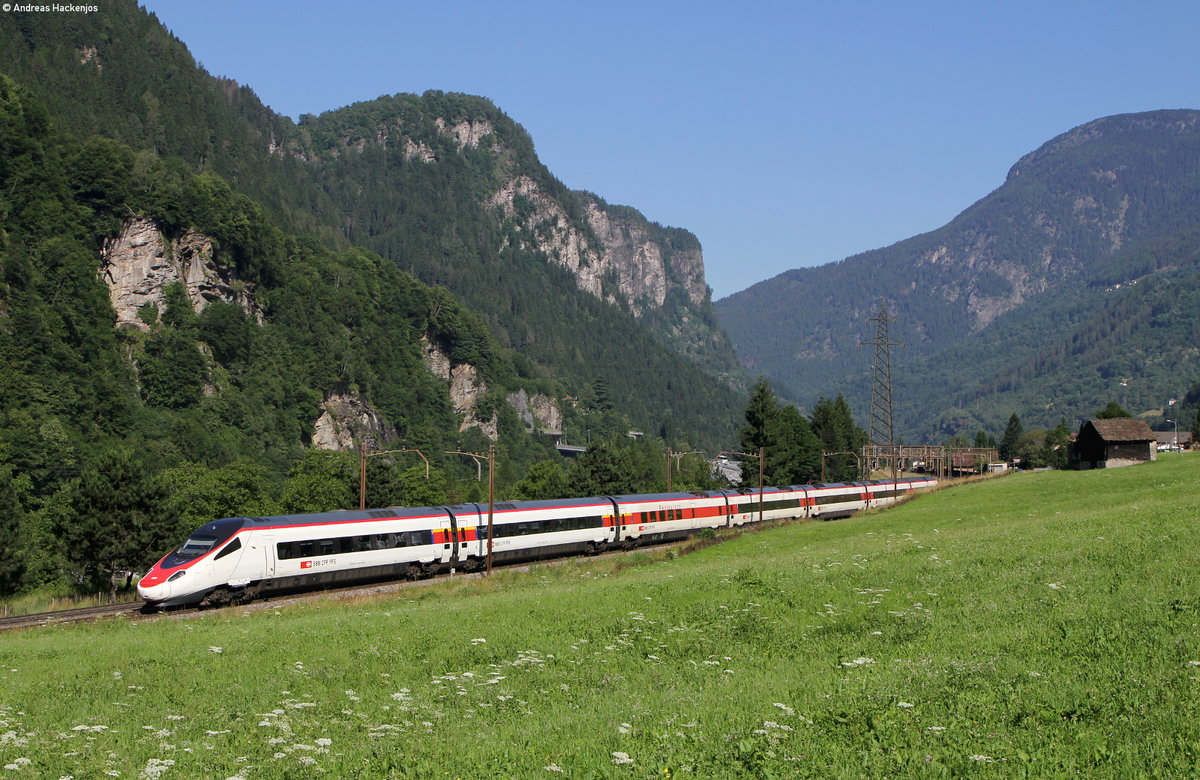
[0, 2, 747, 435]
[0, 2, 750, 597]
[717, 110, 1200, 440]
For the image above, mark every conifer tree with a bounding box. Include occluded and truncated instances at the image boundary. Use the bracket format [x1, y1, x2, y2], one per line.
[999, 414, 1024, 462]
[811, 395, 866, 481]
[61, 446, 178, 599]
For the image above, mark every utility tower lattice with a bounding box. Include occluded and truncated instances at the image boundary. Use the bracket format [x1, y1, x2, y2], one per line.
[859, 299, 905, 452]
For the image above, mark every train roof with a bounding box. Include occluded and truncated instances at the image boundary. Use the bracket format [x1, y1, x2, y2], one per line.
[611, 491, 716, 503]
[234, 505, 451, 529]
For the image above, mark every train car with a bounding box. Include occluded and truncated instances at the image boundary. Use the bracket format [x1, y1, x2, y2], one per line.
[137, 506, 455, 608]
[138, 475, 938, 610]
[611, 491, 723, 545]
[454, 497, 619, 565]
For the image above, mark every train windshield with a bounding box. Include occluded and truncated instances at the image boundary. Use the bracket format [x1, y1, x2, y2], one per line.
[161, 517, 245, 569]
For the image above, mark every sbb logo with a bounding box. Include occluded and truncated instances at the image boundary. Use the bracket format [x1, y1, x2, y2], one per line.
[300, 561, 313, 569]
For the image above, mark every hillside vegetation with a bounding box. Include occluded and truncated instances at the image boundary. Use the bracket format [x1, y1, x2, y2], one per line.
[2, 456, 1195, 777]
[0, 1, 747, 447]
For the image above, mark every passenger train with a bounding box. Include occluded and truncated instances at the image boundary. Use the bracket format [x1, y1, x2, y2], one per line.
[137, 476, 937, 609]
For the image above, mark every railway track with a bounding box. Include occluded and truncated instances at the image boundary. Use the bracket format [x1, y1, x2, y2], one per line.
[0, 602, 146, 632]
[0, 533, 731, 633]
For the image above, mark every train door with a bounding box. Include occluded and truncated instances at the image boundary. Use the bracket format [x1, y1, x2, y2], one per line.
[252, 534, 275, 580]
[797, 487, 812, 519]
[436, 513, 455, 566]
[445, 504, 484, 565]
[602, 496, 622, 545]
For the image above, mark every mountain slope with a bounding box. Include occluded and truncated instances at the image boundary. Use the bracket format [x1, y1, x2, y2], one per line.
[0, 1, 746, 447]
[717, 110, 1200, 438]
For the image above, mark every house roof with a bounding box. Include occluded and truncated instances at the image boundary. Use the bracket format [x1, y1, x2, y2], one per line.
[1155, 431, 1193, 445]
[1086, 418, 1156, 442]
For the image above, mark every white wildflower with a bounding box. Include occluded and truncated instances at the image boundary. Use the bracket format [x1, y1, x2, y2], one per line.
[139, 757, 176, 779]
[772, 703, 794, 716]
[1047, 583, 1063, 590]
[841, 657, 875, 667]
[0, 732, 27, 746]
[897, 702, 914, 708]
[544, 764, 563, 773]
[1189, 661, 1200, 667]
[618, 723, 632, 734]
[611, 751, 634, 765]
[3, 757, 31, 770]
[969, 754, 993, 762]
[208, 647, 223, 654]
[315, 738, 331, 747]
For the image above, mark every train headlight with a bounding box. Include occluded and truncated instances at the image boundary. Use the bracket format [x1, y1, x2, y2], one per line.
[167, 570, 187, 582]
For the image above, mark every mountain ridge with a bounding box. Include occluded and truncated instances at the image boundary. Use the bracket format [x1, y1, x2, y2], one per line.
[716, 109, 1200, 439]
[0, 0, 748, 448]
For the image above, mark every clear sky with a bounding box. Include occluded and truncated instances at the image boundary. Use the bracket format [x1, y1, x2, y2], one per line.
[140, 0, 1200, 300]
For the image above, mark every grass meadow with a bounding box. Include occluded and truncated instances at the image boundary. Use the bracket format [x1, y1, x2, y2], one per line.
[2, 455, 1198, 778]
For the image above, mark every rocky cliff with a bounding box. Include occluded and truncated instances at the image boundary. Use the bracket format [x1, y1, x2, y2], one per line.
[312, 391, 396, 451]
[488, 177, 706, 316]
[101, 217, 264, 330]
[285, 94, 746, 392]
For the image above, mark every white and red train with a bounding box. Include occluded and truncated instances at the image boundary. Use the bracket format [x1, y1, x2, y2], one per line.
[137, 476, 936, 609]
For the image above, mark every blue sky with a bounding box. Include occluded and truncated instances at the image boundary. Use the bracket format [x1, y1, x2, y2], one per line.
[141, 0, 1200, 300]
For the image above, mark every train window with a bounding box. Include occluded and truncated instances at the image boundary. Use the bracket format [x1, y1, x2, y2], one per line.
[214, 537, 242, 561]
[163, 517, 244, 568]
[298, 541, 315, 557]
[401, 531, 430, 546]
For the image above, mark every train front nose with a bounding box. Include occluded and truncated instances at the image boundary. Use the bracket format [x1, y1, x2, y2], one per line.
[137, 569, 173, 604]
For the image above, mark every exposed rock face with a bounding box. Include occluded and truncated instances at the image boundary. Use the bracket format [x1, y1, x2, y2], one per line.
[100, 217, 264, 329]
[488, 177, 708, 317]
[77, 45, 101, 70]
[403, 137, 436, 163]
[312, 391, 395, 451]
[434, 117, 494, 150]
[583, 197, 707, 309]
[506, 388, 563, 433]
[421, 337, 497, 440]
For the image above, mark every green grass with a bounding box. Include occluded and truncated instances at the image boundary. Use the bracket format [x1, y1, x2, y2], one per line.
[0, 587, 140, 618]
[2, 456, 1198, 778]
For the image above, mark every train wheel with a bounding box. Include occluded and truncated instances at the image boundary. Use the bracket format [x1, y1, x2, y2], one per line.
[202, 587, 236, 609]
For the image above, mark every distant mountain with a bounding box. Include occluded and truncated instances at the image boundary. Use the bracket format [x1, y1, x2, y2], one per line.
[716, 110, 1200, 440]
